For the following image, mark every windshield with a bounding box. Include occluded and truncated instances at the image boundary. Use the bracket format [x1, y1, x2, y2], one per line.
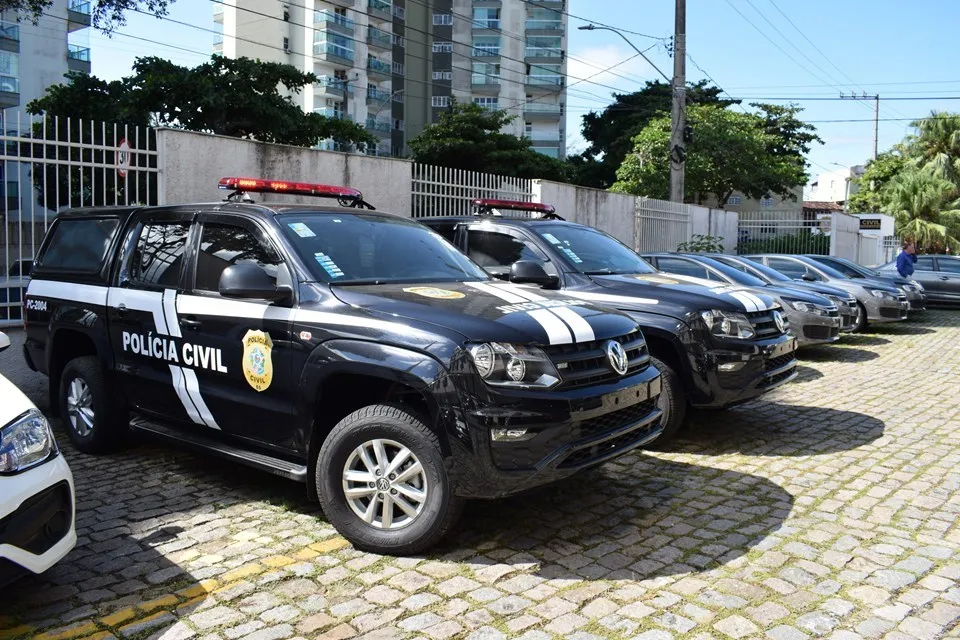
[695, 256, 767, 287]
[799, 257, 847, 279]
[716, 255, 791, 283]
[534, 223, 656, 275]
[278, 213, 488, 284]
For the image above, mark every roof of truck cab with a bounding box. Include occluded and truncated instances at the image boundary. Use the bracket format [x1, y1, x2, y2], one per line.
[420, 215, 579, 226]
[53, 202, 408, 221]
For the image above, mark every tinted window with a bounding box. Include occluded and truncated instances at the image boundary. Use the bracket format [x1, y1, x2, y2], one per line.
[938, 258, 960, 274]
[697, 257, 767, 286]
[195, 223, 283, 292]
[767, 257, 807, 279]
[36, 218, 119, 272]
[278, 213, 487, 284]
[533, 224, 656, 275]
[712, 256, 751, 274]
[655, 257, 710, 280]
[817, 257, 862, 278]
[467, 230, 540, 267]
[425, 222, 458, 244]
[915, 257, 936, 271]
[130, 222, 190, 287]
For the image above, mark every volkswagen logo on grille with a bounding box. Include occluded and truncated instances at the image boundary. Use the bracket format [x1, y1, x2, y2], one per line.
[772, 310, 786, 333]
[604, 340, 629, 376]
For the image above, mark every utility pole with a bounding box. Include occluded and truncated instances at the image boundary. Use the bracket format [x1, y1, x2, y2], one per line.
[669, 0, 686, 203]
[840, 92, 879, 161]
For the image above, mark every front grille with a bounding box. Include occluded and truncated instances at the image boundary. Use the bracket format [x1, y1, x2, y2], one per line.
[545, 330, 649, 389]
[841, 313, 858, 329]
[761, 368, 795, 388]
[0, 480, 72, 556]
[579, 399, 658, 440]
[764, 353, 795, 372]
[880, 307, 904, 319]
[558, 420, 660, 469]
[910, 300, 925, 309]
[745, 309, 784, 338]
[803, 325, 840, 340]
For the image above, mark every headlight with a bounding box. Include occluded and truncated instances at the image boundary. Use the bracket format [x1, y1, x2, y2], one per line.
[467, 343, 561, 388]
[787, 299, 830, 316]
[867, 288, 896, 300]
[911, 280, 924, 291]
[699, 310, 756, 339]
[0, 409, 57, 474]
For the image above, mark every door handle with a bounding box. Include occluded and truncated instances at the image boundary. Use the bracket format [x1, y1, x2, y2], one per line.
[116, 303, 128, 317]
[940, 276, 950, 281]
[181, 317, 203, 331]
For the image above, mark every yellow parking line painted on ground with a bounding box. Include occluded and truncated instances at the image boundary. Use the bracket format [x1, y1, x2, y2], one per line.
[118, 612, 170, 637]
[218, 563, 264, 583]
[175, 578, 220, 600]
[310, 537, 350, 553]
[0, 626, 33, 640]
[32, 621, 99, 640]
[261, 555, 297, 568]
[99, 607, 137, 628]
[137, 594, 179, 614]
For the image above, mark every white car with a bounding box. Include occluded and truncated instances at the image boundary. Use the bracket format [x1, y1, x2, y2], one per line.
[0, 331, 76, 586]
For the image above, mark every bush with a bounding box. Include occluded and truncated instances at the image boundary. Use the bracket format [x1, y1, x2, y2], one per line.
[736, 231, 830, 255]
[677, 234, 725, 253]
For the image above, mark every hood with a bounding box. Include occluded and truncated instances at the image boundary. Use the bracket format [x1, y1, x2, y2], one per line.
[856, 277, 902, 293]
[762, 284, 831, 305]
[782, 281, 855, 300]
[575, 273, 779, 314]
[328, 280, 638, 346]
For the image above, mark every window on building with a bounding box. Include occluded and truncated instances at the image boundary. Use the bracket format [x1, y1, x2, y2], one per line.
[471, 62, 500, 84]
[472, 7, 500, 28]
[432, 13, 452, 25]
[392, 33, 405, 47]
[433, 70, 452, 80]
[394, 119, 405, 131]
[283, 5, 289, 21]
[432, 41, 453, 53]
[727, 195, 741, 205]
[525, 35, 562, 57]
[526, 6, 562, 29]
[283, 36, 289, 51]
[392, 61, 405, 75]
[314, 32, 354, 60]
[0, 50, 19, 89]
[760, 197, 775, 208]
[473, 97, 499, 110]
[526, 63, 562, 84]
[393, 5, 405, 19]
[432, 96, 450, 107]
[472, 35, 500, 56]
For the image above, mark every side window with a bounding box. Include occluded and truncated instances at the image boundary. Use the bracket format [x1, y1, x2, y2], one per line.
[130, 221, 190, 287]
[767, 258, 805, 279]
[466, 229, 541, 268]
[915, 257, 936, 271]
[35, 218, 120, 272]
[425, 222, 459, 245]
[822, 258, 860, 278]
[656, 257, 710, 280]
[195, 223, 283, 293]
[938, 259, 960, 274]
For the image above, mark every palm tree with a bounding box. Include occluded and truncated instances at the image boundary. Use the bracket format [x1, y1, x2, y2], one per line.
[880, 169, 960, 251]
[905, 111, 960, 188]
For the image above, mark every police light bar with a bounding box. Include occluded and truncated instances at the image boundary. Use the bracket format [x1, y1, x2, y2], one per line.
[219, 177, 364, 201]
[472, 198, 555, 214]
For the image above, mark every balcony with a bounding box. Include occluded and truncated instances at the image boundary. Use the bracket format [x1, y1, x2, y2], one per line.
[213, 5, 223, 22]
[366, 86, 392, 105]
[471, 74, 500, 94]
[523, 102, 563, 118]
[472, 45, 500, 57]
[314, 107, 353, 121]
[367, 56, 391, 80]
[67, 44, 91, 73]
[525, 74, 563, 90]
[314, 41, 355, 66]
[525, 46, 562, 60]
[524, 131, 562, 143]
[367, 26, 392, 51]
[324, 0, 356, 7]
[67, 0, 91, 32]
[368, 0, 392, 22]
[314, 10, 355, 35]
[0, 75, 18, 109]
[365, 117, 392, 136]
[0, 22, 18, 53]
[315, 75, 352, 99]
[365, 142, 392, 157]
[525, 19, 563, 31]
[473, 19, 500, 30]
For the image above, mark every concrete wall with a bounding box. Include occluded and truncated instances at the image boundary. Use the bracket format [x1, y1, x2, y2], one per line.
[532, 180, 636, 246]
[155, 129, 413, 214]
[829, 212, 861, 261]
[691, 208, 739, 253]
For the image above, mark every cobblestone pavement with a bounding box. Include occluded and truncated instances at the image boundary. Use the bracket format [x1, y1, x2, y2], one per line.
[1, 312, 959, 640]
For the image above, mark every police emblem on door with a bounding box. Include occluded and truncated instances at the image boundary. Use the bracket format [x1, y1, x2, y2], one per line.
[241, 330, 273, 392]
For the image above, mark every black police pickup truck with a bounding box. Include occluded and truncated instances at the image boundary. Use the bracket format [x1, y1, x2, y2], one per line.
[423, 199, 798, 445]
[21, 178, 663, 555]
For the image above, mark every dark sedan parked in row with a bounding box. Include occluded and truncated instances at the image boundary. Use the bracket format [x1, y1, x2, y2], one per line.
[878, 254, 960, 307]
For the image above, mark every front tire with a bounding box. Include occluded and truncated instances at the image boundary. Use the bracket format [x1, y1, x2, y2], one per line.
[854, 302, 869, 332]
[316, 403, 464, 555]
[58, 356, 129, 454]
[644, 356, 687, 450]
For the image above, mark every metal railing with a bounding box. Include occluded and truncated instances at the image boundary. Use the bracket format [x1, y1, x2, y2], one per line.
[367, 57, 391, 74]
[523, 103, 562, 113]
[367, 26, 392, 48]
[634, 197, 694, 253]
[473, 19, 500, 29]
[0, 75, 18, 93]
[68, 0, 91, 14]
[412, 164, 534, 218]
[315, 75, 352, 94]
[67, 45, 90, 62]
[366, 86, 391, 101]
[525, 47, 562, 58]
[0, 112, 160, 327]
[314, 41, 355, 61]
[0, 21, 19, 41]
[471, 74, 500, 85]
[314, 107, 351, 120]
[525, 20, 563, 30]
[472, 45, 500, 57]
[526, 75, 563, 86]
[314, 10, 355, 31]
[736, 210, 830, 255]
[364, 117, 391, 133]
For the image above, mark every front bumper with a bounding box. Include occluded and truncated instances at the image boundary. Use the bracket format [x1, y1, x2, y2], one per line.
[864, 296, 909, 323]
[0, 454, 76, 585]
[787, 309, 842, 347]
[905, 290, 927, 311]
[837, 301, 860, 332]
[688, 334, 798, 409]
[448, 365, 663, 499]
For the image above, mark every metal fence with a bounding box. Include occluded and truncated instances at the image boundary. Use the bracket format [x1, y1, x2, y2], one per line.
[633, 197, 693, 252]
[411, 164, 534, 218]
[735, 210, 830, 256]
[1, 112, 159, 326]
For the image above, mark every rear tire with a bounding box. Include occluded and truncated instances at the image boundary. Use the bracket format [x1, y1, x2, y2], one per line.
[854, 302, 869, 332]
[644, 356, 687, 450]
[316, 403, 464, 555]
[58, 356, 129, 454]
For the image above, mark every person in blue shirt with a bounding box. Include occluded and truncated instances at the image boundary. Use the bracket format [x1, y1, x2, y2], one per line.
[897, 240, 918, 277]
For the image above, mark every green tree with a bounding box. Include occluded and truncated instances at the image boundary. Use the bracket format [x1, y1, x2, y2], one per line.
[847, 151, 907, 213]
[878, 169, 960, 251]
[611, 103, 818, 206]
[3, 0, 173, 32]
[904, 111, 960, 186]
[570, 80, 738, 189]
[408, 100, 570, 180]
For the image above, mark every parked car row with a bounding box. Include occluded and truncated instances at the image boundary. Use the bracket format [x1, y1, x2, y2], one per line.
[0, 180, 936, 560]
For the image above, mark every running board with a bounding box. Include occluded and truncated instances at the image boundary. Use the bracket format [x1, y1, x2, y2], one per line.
[130, 417, 309, 483]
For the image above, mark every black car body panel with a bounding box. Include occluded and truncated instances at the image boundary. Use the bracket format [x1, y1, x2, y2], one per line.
[422, 216, 798, 409]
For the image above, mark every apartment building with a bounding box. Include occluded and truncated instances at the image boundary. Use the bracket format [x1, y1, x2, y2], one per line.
[215, 0, 567, 158]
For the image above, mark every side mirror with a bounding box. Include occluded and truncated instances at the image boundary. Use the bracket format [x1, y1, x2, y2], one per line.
[510, 260, 559, 288]
[219, 263, 292, 302]
[0, 331, 9, 354]
[801, 273, 817, 282]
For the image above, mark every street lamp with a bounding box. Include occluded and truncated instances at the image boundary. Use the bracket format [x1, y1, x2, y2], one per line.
[372, 89, 404, 120]
[577, 24, 670, 83]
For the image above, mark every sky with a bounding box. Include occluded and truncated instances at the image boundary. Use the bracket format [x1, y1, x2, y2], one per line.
[90, 0, 960, 189]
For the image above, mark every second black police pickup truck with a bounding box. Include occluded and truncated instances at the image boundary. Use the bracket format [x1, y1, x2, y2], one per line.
[423, 199, 798, 446]
[21, 178, 663, 555]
